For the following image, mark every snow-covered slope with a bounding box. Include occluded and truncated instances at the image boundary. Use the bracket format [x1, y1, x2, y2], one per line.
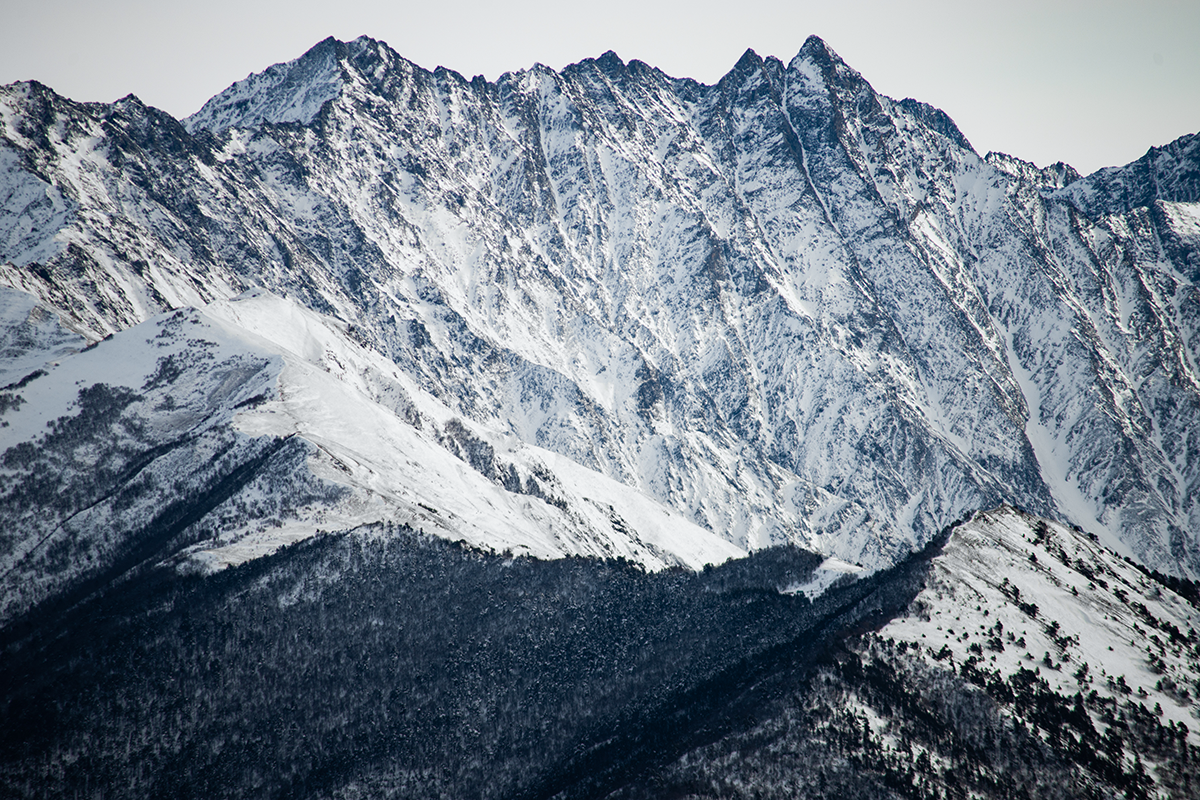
[883, 506, 1200, 748]
[1, 36, 1198, 576]
[622, 507, 1200, 798]
[0, 287, 83, 387]
[199, 287, 743, 572]
[0, 285, 740, 625]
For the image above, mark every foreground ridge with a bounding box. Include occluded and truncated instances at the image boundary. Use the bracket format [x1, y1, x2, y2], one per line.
[3, 508, 1198, 798]
[621, 507, 1200, 799]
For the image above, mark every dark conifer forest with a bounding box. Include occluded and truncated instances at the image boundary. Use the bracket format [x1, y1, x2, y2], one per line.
[8, 519, 1192, 799]
[0, 524, 932, 799]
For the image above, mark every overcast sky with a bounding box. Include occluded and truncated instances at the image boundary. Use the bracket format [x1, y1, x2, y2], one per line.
[2, 0, 1197, 175]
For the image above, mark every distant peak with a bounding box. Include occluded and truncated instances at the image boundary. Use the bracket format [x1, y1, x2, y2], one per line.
[596, 50, 624, 70]
[184, 35, 346, 134]
[734, 48, 762, 72]
[346, 35, 389, 61]
[792, 34, 860, 84]
[305, 36, 342, 56]
[798, 35, 838, 64]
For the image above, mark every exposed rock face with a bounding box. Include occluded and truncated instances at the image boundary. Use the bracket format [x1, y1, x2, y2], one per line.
[1, 35, 1198, 575]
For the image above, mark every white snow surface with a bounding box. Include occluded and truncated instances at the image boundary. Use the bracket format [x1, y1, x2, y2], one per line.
[0, 286, 84, 387]
[202, 290, 743, 570]
[882, 506, 1200, 746]
[781, 556, 866, 600]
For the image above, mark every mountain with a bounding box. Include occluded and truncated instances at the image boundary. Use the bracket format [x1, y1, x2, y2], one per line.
[2, 33, 1200, 798]
[2, 36, 1199, 581]
[617, 507, 1200, 799]
[2, 36, 1198, 584]
[0, 284, 741, 627]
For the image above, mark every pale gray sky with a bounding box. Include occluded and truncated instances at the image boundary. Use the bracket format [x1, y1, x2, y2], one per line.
[2, 0, 1197, 175]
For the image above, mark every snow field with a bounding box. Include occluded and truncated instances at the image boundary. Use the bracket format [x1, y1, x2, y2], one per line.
[882, 506, 1200, 748]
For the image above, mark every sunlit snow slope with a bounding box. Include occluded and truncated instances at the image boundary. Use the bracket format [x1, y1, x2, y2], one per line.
[0, 286, 740, 626]
[883, 506, 1200, 748]
[628, 507, 1200, 799]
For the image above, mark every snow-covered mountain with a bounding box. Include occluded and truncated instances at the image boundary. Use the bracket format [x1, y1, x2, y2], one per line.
[1, 35, 1198, 586]
[885, 506, 1200, 746]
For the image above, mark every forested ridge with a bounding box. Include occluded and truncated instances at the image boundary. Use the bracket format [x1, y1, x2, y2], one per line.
[0, 524, 929, 799]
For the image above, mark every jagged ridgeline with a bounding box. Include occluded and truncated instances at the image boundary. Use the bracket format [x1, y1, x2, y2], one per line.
[0, 35, 1197, 576]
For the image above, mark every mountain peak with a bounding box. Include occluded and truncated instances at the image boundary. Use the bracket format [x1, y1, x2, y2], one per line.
[733, 47, 763, 73]
[595, 49, 625, 74]
[797, 34, 839, 66]
[790, 34, 868, 93]
[184, 35, 347, 133]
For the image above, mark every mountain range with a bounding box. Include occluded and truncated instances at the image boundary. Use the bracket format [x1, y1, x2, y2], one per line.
[1, 34, 1199, 799]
